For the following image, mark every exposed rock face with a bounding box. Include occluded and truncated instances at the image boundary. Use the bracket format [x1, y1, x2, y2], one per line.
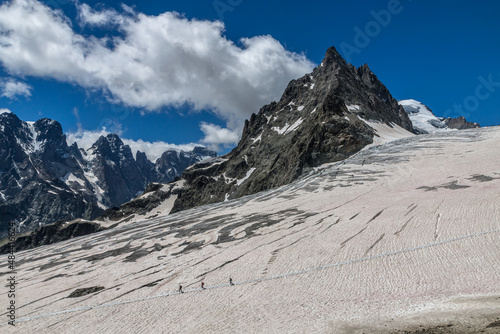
[86, 134, 149, 206]
[0, 111, 216, 238]
[85, 135, 216, 207]
[136, 46, 413, 215]
[0, 219, 103, 254]
[141, 147, 217, 184]
[443, 116, 480, 130]
[0, 112, 103, 238]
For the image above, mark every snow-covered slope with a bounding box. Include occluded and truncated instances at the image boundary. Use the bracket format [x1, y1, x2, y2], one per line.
[358, 117, 414, 146]
[399, 99, 449, 134]
[96, 118, 414, 225]
[2, 126, 499, 333]
[399, 99, 480, 135]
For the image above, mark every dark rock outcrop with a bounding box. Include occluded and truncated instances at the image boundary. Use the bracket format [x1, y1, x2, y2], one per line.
[86, 134, 149, 206]
[0, 219, 103, 254]
[67, 286, 105, 298]
[443, 116, 480, 130]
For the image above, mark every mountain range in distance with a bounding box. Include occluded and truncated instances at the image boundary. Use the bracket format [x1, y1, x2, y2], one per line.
[0, 111, 216, 238]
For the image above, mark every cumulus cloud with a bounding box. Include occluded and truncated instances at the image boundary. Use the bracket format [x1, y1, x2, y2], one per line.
[66, 128, 112, 151]
[200, 122, 240, 151]
[66, 128, 200, 162]
[122, 138, 199, 162]
[0, 78, 32, 99]
[77, 3, 123, 27]
[0, 0, 315, 132]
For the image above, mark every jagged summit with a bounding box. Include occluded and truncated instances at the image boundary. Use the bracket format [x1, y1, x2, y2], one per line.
[0, 113, 216, 238]
[323, 45, 348, 65]
[105, 45, 415, 220]
[0, 112, 102, 238]
[173, 45, 413, 208]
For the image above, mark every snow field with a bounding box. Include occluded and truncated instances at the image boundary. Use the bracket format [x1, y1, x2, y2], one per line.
[1, 127, 499, 333]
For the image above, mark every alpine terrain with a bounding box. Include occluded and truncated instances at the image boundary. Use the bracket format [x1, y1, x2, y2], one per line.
[0, 46, 498, 333]
[0, 109, 216, 238]
[399, 99, 480, 134]
[0, 126, 498, 333]
[101, 46, 415, 223]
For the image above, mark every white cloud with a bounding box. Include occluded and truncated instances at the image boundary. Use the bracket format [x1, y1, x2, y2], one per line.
[0, 108, 13, 115]
[200, 122, 239, 151]
[72, 107, 83, 132]
[66, 128, 200, 162]
[66, 128, 112, 151]
[0, 0, 315, 132]
[77, 3, 123, 27]
[122, 138, 199, 162]
[0, 78, 32, 99]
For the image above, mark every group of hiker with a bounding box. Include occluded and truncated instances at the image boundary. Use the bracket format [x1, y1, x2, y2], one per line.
[178, 277, 234, 293]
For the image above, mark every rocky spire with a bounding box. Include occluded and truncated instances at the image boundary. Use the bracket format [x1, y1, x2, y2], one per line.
[164, 45, 415, 214]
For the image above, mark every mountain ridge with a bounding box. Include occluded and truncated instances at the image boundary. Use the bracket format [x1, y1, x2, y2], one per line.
[1, 46, 485, 247]
[399, 99, 480, 134]
[101, 46, 416, 222]
[0, 110, 216, 238]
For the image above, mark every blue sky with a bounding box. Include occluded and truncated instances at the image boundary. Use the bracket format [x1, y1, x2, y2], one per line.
[0, 0, 499, 158]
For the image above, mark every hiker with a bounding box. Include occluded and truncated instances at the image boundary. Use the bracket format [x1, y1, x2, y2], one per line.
[178, 284, 183, 293]
[229, 277, 234, 286]
[201, 282, 205, 289]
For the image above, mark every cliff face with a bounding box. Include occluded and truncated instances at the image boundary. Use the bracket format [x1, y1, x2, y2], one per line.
[0, 111, 216, 238]
[0, 112, 103, 238]
[168, 46, 413, 213]
[0, 219, 103, 254]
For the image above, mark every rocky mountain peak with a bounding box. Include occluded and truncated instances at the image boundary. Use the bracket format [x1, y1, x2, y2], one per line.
[31, 118, 69, 155]
[105, 133, 126, 150]
[323, 45, 348, 67]
[443, 116, 480, 130]
[0, 111, 30, 147]
[192, 146, 217, 156]
[34, 118, 62, 137]
[0, 108, 19, 123]
[0, 111, 218, 238]
[120, 45, 416, 215]
[399, 99, 480, 134]
[91, 134, 129, 155]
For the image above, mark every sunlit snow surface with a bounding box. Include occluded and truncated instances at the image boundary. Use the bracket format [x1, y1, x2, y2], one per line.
[1, 128, 500, 333]
[399, 99, 450, 134]
[359, 117, 415, 146]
